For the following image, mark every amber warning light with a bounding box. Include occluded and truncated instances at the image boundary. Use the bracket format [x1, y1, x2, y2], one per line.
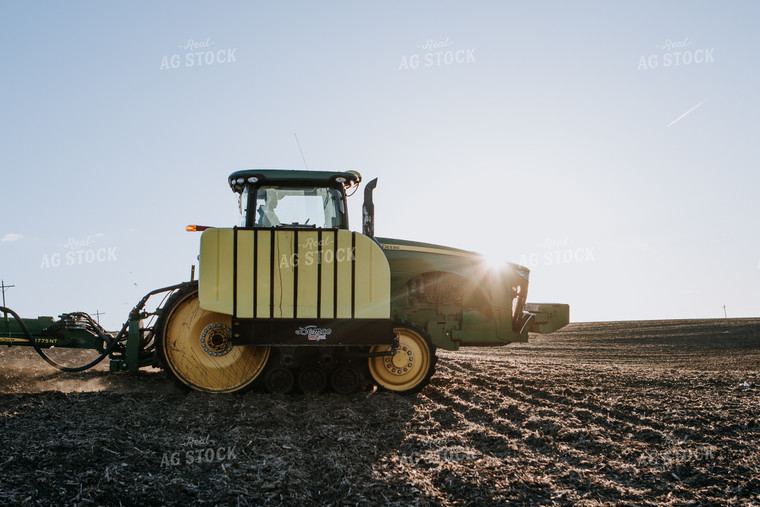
[186, 225, 211, 232]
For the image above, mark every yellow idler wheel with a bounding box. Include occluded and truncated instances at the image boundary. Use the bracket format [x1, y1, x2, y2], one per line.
[368, 326, 436, 394]
[161, 291, 270, 393]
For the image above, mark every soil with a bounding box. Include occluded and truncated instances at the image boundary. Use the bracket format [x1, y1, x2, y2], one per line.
[1, 318, 759, 506]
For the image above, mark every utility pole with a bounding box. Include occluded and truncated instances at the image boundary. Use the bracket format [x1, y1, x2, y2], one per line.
[1, 280, 15, 335]
[723, 304, 728, 323]
[92, 310, 105, 325]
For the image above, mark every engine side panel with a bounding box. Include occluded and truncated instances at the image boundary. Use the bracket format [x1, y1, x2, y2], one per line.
[377, 237, 530, 351]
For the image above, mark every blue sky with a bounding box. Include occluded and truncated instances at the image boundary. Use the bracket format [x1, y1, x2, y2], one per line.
[1, 1, 758, 328]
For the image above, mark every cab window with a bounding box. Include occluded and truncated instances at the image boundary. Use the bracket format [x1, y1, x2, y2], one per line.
[252, 186, 345, 228]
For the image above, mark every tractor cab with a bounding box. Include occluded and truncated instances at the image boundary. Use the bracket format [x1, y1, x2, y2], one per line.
[228, 170, 361, 230]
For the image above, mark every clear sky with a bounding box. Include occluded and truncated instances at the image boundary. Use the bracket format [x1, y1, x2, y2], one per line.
[1, 1, 758, 329]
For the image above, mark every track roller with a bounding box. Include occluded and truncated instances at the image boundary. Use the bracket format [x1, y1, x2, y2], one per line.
[330, 366, 361, 395]
[265, 367, 294, 394]
[298, 366, 328, 394]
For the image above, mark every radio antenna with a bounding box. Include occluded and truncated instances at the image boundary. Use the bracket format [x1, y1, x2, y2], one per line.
[293, 133, 309, 169]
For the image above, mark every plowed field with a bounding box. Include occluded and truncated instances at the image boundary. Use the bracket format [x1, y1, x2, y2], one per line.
[1, 319, 759, 505]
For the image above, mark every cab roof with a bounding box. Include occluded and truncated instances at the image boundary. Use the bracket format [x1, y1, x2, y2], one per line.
[228, 169, 361, 192]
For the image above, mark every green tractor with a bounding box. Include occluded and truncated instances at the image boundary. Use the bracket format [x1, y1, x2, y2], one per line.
[158, 170, 568, 394]
[1, 169, 568, 394]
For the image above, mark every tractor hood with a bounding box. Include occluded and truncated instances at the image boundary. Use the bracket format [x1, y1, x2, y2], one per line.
[375, 236, 530, 279]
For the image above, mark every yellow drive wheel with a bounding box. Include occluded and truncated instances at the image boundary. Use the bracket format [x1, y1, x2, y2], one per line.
[160, 290, 270, 393]
[368, 325, 436, 394]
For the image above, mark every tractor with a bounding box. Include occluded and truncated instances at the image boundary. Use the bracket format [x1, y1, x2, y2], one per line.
[1, 169, 568, 394]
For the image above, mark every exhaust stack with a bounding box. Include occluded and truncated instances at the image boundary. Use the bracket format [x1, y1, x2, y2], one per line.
[362, 178, 378, 238]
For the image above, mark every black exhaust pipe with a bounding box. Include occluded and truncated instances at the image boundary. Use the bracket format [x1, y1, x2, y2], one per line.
[362, 178, 378, 238]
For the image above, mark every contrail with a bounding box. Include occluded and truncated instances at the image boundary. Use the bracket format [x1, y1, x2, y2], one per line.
[668, 99, 707, 127]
